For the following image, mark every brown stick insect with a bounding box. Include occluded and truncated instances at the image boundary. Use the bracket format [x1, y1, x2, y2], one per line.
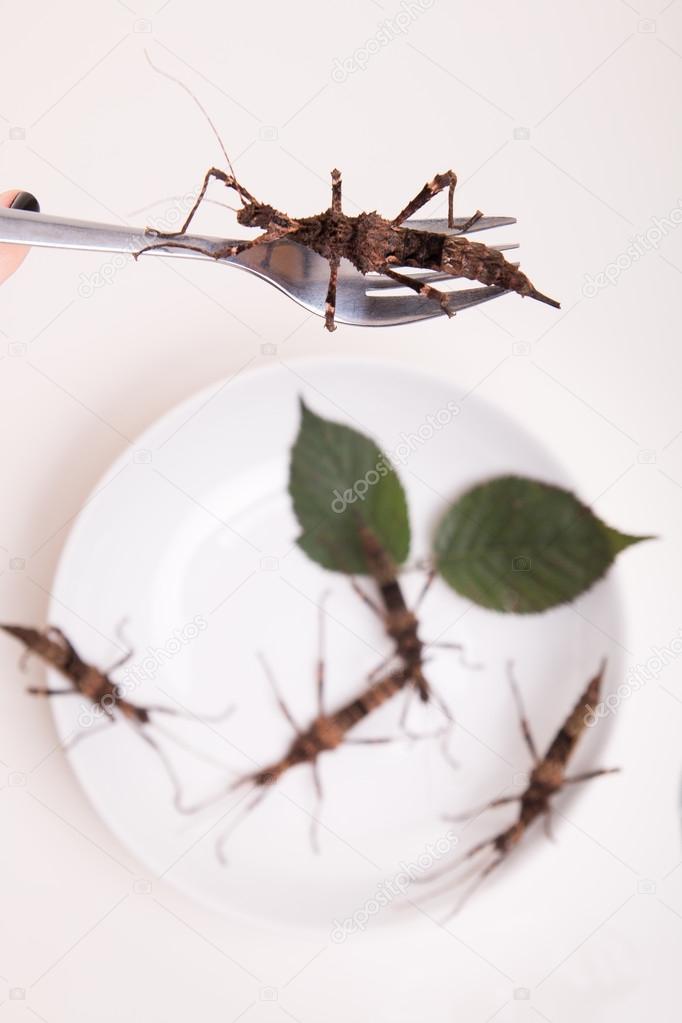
[195, 583, 466, 860]
[1, 623, 232, 808]
[416, 659, 619, 916]
[138, 55, 560, 331]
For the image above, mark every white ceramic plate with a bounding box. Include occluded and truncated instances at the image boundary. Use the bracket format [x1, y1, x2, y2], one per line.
[48, 357, 624, 929]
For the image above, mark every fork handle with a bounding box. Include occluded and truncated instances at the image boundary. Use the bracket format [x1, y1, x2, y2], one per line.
[0, 207, 242, 261]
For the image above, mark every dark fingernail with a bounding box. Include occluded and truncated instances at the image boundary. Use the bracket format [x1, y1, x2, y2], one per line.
[10, 191, 40, 213]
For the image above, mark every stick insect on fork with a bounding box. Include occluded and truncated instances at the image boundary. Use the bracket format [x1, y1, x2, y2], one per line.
[137, 54, 560, 331]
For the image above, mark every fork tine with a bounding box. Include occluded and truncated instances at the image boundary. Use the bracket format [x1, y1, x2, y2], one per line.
[367, 254, 518, 292]
[366, 281, 510, 311]
[338, 281, 509, 326]
[404, 216, 517, 234]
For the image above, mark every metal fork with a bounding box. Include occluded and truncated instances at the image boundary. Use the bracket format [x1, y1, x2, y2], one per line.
[0, 207, 518, 327]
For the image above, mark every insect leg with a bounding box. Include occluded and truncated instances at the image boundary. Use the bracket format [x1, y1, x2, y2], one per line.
[129, 720, 189, 813]
[107, 650, 132, 672]
[145, 166, 252, 240]
[309, 760, 324, 854]
[62, 716, 115, 751]
[142, 701, 235, 723]
[134, 221, 300, 261]
[26, 686, 78, 696]
[330, 168, 342, 213]
[458, 210, 484, 233]
[438, 727, 459, 773]
[349, 577, 384, 619]
[106, 618, 133, 673]
[323, 181, 343, 325]
[423, 640, 482, 672]
[563, 767, 621, 785]
[316, 591, 331, 716]
[543, 812, 556, 842]
[443, 793, 521, 822]
[392, 170, 458, 226]
[399, 684, 415, 731]
[440, 852, 505, 921]
[506, 661, 540, 765]
[257, 652, 301, 734]
[366, 652, 397, 682]
[413, 567, 436, 612]
[344, 736, 398, 745]
[380, 266, 454, 317]
[148, 718, 232, 771]
[397, 677, 442, 731]
[345, 713, 454, 749]
[399, 686, 458, 770]
[216, 786, 271, 864]
[412, 832, 497, 886]
[324, 255, 340, 333]
[424, 686, 454, 727]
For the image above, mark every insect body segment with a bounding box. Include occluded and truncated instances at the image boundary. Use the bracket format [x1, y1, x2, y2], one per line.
[243, 665, 412, 790]
[357, 524, 429, 701]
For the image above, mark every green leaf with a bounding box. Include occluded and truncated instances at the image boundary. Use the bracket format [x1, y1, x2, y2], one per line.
[434, 475, 650, 614]
[602, 525, 649, 557]
[289, 399, 410, 574]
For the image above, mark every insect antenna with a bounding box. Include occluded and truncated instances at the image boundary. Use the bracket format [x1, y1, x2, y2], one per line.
[144, 49, 246, 205]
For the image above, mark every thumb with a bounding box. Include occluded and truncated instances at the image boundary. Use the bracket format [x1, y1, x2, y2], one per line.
[0, 190, 40, 283]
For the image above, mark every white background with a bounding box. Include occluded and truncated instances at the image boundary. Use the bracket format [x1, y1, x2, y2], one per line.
[1, 0, 682, 1019]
